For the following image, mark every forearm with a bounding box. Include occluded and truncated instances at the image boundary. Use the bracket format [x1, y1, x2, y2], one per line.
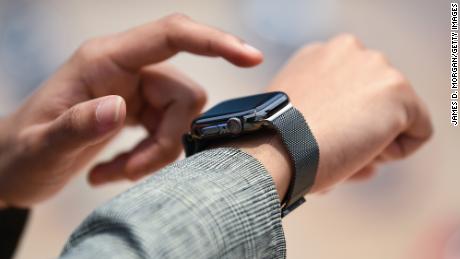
[61, 147, 287, 259]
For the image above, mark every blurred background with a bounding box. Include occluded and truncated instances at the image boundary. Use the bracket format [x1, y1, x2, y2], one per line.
[0, 0, 456, 258]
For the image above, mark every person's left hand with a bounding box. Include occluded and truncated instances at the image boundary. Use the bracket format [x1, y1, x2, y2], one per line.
[0, 14, 263, 207]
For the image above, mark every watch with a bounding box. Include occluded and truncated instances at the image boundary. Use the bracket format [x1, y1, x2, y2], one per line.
[182, 91, 319, 217]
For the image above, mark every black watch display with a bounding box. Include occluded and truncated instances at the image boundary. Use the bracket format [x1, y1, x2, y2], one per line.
[182, 91, 319, 217]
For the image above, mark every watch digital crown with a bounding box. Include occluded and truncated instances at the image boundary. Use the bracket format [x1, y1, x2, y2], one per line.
[226, 118, 242, 135]
[183, 91, 319, 217]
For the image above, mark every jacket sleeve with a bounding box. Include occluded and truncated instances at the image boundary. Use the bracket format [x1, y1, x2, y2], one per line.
[60, 148, 286, 259]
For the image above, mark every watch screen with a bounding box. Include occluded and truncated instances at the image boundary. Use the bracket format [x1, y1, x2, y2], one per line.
[199, 92, 285, 119]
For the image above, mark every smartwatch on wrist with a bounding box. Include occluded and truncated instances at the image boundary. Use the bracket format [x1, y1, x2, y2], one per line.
[182, 91, 319, 217]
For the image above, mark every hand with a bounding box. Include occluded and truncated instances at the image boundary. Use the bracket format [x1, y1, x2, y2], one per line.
[262, 34, 432, 195]
[0, 14, 263, 207]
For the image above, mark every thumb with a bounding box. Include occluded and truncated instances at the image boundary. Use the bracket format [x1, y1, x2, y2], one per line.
[45, 95, 126, 152]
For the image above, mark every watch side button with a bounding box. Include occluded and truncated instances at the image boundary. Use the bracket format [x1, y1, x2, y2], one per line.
[200, 126, 220, 136]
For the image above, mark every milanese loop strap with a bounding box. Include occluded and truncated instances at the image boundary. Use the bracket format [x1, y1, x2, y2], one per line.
[183, 103, 320, 217]
[270, 106, 319, 217]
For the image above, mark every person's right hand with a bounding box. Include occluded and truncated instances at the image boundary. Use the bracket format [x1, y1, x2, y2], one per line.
[264, 34, 433, 194]
[0, 14, 263, 207]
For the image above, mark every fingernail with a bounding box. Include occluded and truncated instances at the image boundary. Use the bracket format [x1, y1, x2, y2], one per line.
[242, 43, 262, 56]
[96, 96, 123, 127]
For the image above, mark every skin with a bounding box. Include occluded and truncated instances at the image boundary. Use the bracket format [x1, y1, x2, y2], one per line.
[0, 14, 432, 208]
[0, 14, 263, 207]
[226, 35, 433, 200]
[262, 35, 433, 195]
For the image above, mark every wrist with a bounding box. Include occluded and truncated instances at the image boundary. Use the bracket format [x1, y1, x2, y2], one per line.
[212, 131, 292, 201]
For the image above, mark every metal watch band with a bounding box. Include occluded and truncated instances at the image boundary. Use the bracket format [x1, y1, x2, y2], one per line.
[268, 105, 319, 217]
[182, 104, 319, 217]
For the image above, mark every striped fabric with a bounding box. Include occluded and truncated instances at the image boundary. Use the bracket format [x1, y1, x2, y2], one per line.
[61, 148, 286, 259]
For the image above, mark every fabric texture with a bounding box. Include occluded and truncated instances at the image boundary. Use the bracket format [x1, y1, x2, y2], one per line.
[60, 148, 286, 259]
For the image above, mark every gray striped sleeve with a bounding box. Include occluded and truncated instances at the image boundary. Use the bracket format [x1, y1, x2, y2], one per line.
[60, 148, 286, 259]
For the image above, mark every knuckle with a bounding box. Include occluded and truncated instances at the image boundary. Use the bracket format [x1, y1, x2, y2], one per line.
[371, 68, 413, 130]
[425, 121, 434, 140]
[386, 69, 409, 90]
[189, 88, 207, 111]
[367, 50, 388, 63]
[76, 37, 108, 64]
[393, 109, 409, 132]
[387, 71, 411, 113]
[61, 107, 81, 137]
[17, 128, 46, 155]
[180, 86, 208, 112]
[222, 33, 239, 45]
[418, 104, 434, 142]
[334, 33, 362, 46]
[421, 123, 434, 142]
[65, 107, 79, 127]
[162, 13, 191, 28]
[160, 13, 192, 50]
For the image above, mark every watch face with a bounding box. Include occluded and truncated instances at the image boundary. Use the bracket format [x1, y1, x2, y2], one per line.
[198, 91, 287, 120]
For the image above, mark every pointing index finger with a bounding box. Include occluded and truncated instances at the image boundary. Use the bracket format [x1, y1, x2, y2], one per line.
[105, 14, 263, 71]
